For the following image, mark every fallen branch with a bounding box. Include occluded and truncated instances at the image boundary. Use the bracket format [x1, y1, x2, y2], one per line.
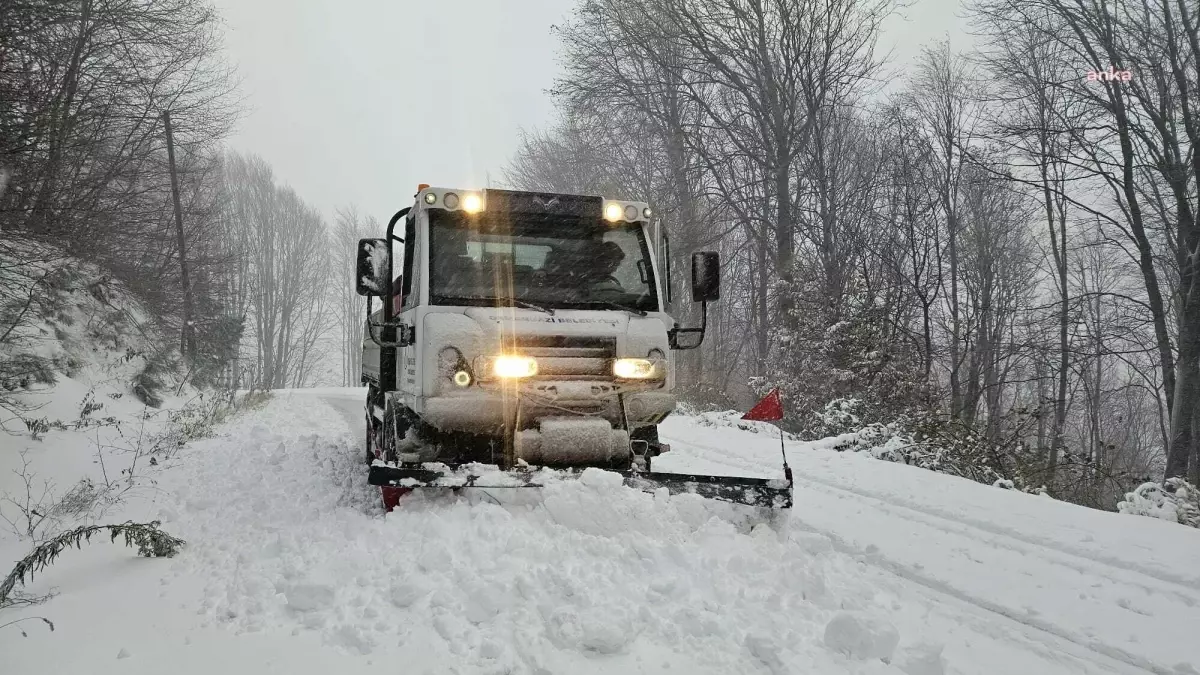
[0, 616, 54, 637]
[0, 521, 185, 607]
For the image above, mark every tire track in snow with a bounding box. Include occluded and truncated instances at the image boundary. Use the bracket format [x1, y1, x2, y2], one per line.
[783, 513, 1167, 675]
[663, 432, 1183, 675]
[672, 433, 1200, 594]
[791, 475, 1200, 604]
[793, 471, 1200, 593]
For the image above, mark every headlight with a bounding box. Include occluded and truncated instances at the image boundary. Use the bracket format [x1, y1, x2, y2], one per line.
[613, 358, 659, 379]
[491, 355, 537, 378]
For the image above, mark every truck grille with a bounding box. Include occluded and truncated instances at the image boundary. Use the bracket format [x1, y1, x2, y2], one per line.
[515, 335, 614, 379]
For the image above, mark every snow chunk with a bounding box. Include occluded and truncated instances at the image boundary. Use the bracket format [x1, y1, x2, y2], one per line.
[823, 611, 900, 661]
[745, 633, 786, 674]
[332, 624, 375, 655]
[897, 641, 946, 675]
[793, 532, 834, 555]
[579, 466, 624, 490]
[285, 583, 335, 613]
[546, 605, 634, 654]
[579, 612, 632, 654]
[388, 581, 425, 608]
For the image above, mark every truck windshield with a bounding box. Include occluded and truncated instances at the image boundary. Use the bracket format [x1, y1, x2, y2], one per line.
[428, 215, 659, 313]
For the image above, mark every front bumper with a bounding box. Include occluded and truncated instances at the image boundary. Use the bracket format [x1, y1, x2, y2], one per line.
[419, 381, 675, 434]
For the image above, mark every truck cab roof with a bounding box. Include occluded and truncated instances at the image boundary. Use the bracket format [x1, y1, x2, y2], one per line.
[412, 187, 651, 224]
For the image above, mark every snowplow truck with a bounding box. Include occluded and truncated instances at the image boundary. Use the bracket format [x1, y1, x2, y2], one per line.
[356, 186, 792, 510]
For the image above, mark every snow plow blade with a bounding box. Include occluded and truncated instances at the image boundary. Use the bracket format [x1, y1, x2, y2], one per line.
[368, 463, 793, 509]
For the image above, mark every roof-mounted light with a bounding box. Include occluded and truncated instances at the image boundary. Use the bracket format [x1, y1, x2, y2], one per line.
[604, 202, 624, 222]
[421, 187, 486, 213]
[603, 199, 651, 223]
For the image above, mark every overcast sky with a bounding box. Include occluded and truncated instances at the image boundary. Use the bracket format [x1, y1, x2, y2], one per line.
[212, 0, 970, 226]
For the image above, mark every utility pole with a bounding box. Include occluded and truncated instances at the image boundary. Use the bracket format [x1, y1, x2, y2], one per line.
[163, 110, 195, 362]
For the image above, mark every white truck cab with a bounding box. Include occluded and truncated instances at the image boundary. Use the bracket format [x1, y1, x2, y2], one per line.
[355, 187, 789, 510]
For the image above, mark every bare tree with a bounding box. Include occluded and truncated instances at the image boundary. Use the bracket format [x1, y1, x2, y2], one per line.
[902, 42, 983, 421]
[331, 206, 379, 386]
[970, 0, 1200, 481]
[219, 153, 331, 389]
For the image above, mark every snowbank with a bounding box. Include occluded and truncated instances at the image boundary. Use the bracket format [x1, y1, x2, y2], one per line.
[679, 407, 800, 440]
[0, 241, 206, 611]
[1118, 478, 1200, 528]
[159, 394, 865, 672]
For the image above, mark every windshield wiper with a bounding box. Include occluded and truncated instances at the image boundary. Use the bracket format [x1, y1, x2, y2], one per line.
[510, 299, 555, 315]
[588, 300, 648, 316]
[439, 295, 555, 315]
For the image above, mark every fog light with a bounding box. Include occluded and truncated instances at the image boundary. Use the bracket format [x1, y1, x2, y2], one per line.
[624, 204, 638, 220]
[492, 355, 537, 378]
[643, 207, 652, 219]
[423, 192, 437, 205]
[453, 370, 472, 387]
[443, 192, 459, 209]
[613, 358, 658, 379]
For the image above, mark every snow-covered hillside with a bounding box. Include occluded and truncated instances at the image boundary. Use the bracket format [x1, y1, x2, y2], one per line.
[2, 388, 1199, 675]
[0, 245, 203, 547]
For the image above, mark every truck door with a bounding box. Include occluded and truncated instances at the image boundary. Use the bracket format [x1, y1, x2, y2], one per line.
[396, 213, 420, 399]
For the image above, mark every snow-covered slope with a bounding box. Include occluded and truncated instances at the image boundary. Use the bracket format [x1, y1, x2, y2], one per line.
[0, 246, 199, 545]
[3, 388, 1199, 675]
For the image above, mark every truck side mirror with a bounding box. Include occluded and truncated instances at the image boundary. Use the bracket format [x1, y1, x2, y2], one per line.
[691, 251, 720, 302]
[356, 238, 389, 296]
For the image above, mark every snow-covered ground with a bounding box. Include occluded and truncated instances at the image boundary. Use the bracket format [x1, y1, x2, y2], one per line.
[3, 388, 1199, 675]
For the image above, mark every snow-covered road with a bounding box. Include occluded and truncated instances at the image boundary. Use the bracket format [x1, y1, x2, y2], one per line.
[3, 388, 1199, 675]
[658, 415, 1200, 675]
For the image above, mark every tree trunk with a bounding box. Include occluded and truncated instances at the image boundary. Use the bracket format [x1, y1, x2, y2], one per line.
[1047, 171, 1069, 488]
[163, 111, 196, 363]
[1168, 306, 1200, 479]
[775, 165, 795, 330]
[756, 231, 771, 373]
[947, 208, 963, 419]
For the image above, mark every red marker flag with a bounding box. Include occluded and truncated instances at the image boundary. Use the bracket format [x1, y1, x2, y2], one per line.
[742, 388, 784, 422]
